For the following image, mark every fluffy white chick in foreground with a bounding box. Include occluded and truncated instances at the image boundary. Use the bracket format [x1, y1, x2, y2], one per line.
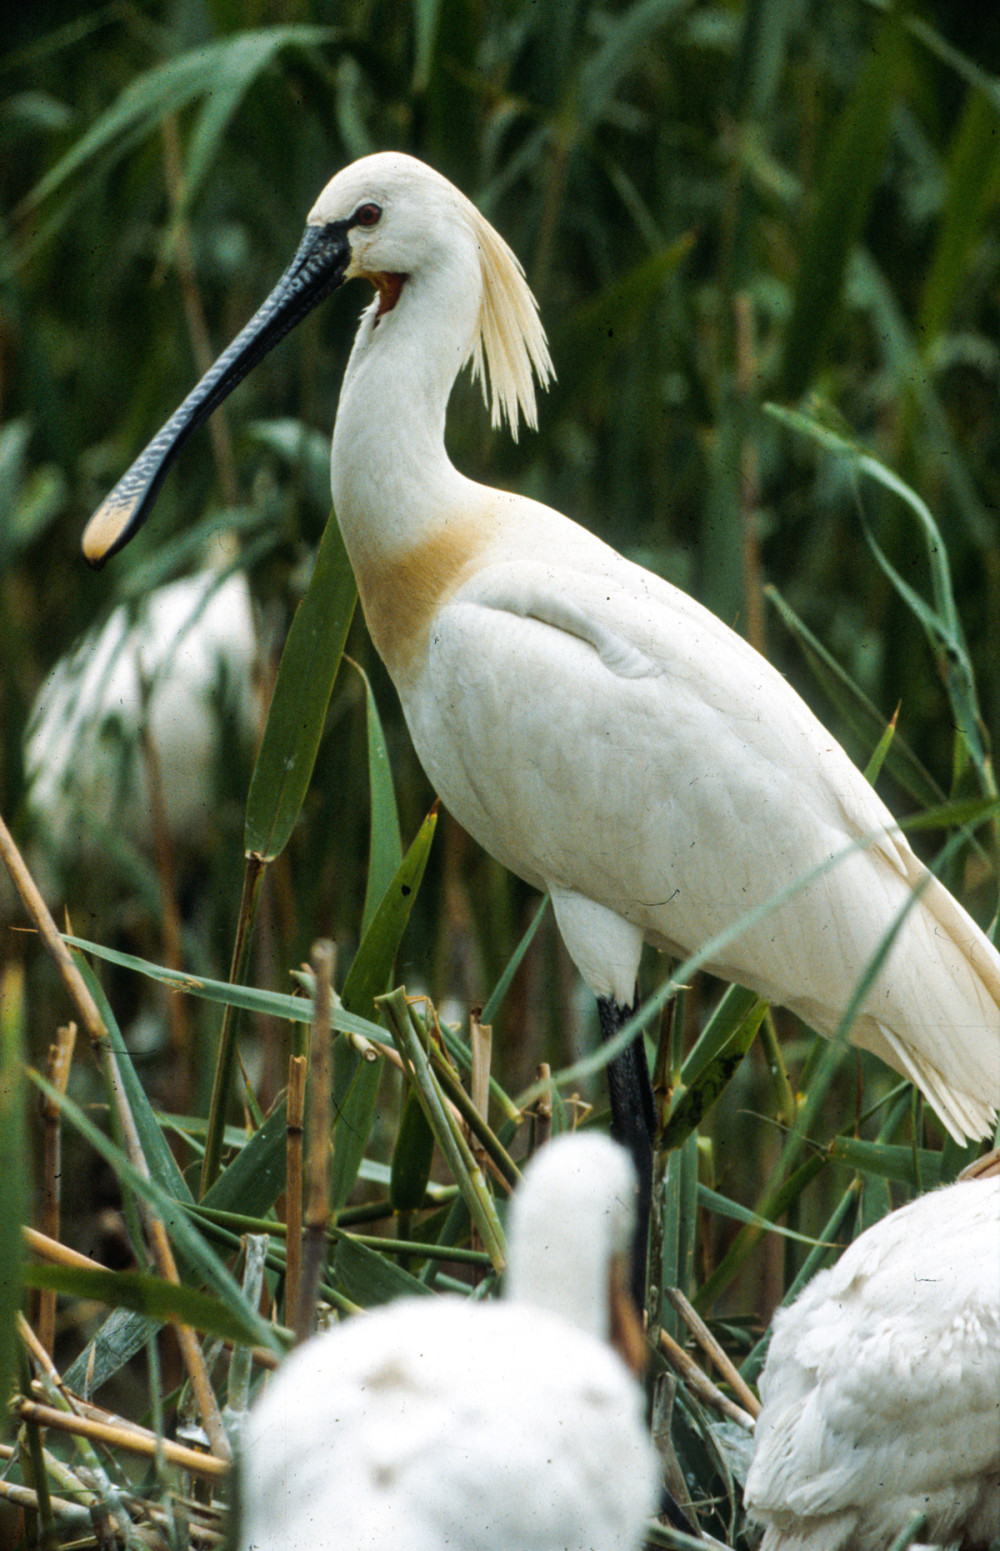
[235, 1133, 659, 1551]
[745, 1163, 1000, 1551]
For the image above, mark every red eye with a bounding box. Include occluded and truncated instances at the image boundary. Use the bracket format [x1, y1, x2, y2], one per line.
[354, 203, 381, 227]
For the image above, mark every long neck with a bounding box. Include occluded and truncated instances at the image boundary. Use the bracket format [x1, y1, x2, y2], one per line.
[506, 1210, 613, 1343]
[332, 250, 483, 559]
[330, 250, 497, 681]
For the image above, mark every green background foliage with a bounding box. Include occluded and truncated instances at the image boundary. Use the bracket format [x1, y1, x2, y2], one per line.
[0, 1, 998, 1544]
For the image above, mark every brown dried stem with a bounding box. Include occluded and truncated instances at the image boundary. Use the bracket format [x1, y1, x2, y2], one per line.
[533, 1061, 552, 1152]
[14, 1399, 229, 1480]
[468, 1014, 492, 1258]
[37, 1023, 76, 1353]
[284, 1054, 306, 1339]
[0, 811, 229, 1460]
[297, 941, 334, 1341]
[663, 1285, 761, 1419]
[658, 1328, 756, 1431]
[23, 1226, 105, 1272]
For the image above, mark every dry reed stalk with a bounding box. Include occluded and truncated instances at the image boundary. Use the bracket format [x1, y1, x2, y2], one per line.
[469, 1015, 491, 1133]
[468, 1014, 492, 1258]
[23, 1227, 104, 1272]
[19, 1315, 71, 1406]
[663, 1285, 761, 1419]
[14, 1400, 230, 1480]
[360, 1033, 406, 1075]
[0, 1475, 226, 1549]
[284, 1054, 306, 1339]
[0, 812, 229, 1460]
[0, 1477, 90, 1524]
[36, 1023, 76, 1355]
[533, 1062, 552, 1151]
[297, 941, 334, 1341]
[658, 1328, 756, 1431]
[958, 1147, 1000, 1180]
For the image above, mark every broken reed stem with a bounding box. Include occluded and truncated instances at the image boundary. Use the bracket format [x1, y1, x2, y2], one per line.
[533, 1061, 552, 1152]
[468, 1014, 492, 1258]
[285, 1055, 306, 1339]
[0, 1450, 226, 1547]
[38, 1023, 76, 1354]
[424, 1041, 519, 1188]
[19, 1316, 68, 1406]
[14, 1399, 229, 1480]
[0, 812, 230, 1461]
[297, 941, 334, 1341]
[0, 1477, 90, 1527]
[663, 1285, 761, 1419]
[469, 1014, 491, 1136]
[17, 1339, 145, 1539]
[658, 1328, 756, 1431]
[381, 989, 508, 1270]
[0, 1477, 224, 1547]
[23, 1226, 105, 1272]
[958, 1146, 1000, 1180]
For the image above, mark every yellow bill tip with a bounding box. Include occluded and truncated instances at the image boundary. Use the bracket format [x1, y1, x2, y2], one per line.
[81, 492, 142, 569]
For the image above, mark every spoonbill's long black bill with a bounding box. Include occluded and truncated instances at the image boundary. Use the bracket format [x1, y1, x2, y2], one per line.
[82, 221, 351, 568]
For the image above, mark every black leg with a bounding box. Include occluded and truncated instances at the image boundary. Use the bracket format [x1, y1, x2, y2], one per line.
[598, 992, 656, 1311]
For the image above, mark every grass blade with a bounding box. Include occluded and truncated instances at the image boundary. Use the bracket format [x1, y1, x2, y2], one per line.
[29, 1072, 281, 1355]
[331, 809, 439, 1209]
[350, 658, 403, 935]
[23, 1262, 279, 1348]
[244, 512, 357, 860]
[0, 968, 26, 1411]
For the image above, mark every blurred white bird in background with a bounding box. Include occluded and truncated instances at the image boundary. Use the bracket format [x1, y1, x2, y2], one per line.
[235, 1132, 660, 1551]
[745, 1162, 1000, 1551]
[24, 567, 257, 869]
[81, 152, 1000, 1279]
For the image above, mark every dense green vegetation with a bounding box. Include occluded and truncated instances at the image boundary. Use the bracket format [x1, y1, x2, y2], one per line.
[0, 1, 998, 1545]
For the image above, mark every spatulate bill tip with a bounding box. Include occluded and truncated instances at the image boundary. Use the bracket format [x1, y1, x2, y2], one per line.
[81, 492, 143, 568]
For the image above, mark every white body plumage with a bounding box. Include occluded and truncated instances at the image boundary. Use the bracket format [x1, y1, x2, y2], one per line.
[745, 1171, 1000, 1551]
[236, 1134, 660, 1551]
[320, 153, 999, 1142]
[82, 151, 1000, 1142]
[24, 569, 256, 859]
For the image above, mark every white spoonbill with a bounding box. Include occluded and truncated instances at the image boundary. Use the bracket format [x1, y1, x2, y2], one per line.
[234, 1132, 660, 1551]
[745, 1161, 1000, 1551]
[24, 567, 257, 865]
[82, 152, 1000, 1256]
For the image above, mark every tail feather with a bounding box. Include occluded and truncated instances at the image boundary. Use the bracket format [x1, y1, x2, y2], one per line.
[871, 848, 1000, 1141]
[874, 1020, 997, 1143]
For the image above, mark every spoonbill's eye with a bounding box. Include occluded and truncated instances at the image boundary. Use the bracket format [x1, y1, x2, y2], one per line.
[354, 203, 382, 228]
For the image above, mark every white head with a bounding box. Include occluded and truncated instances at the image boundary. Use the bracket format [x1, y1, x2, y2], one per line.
[308, 152, 554, 439]
[82, 151, 554, 564]
[505, 1132, 643, 1365]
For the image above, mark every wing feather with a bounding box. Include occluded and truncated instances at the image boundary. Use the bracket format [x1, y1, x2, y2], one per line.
[400, 528, 999, 1137]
